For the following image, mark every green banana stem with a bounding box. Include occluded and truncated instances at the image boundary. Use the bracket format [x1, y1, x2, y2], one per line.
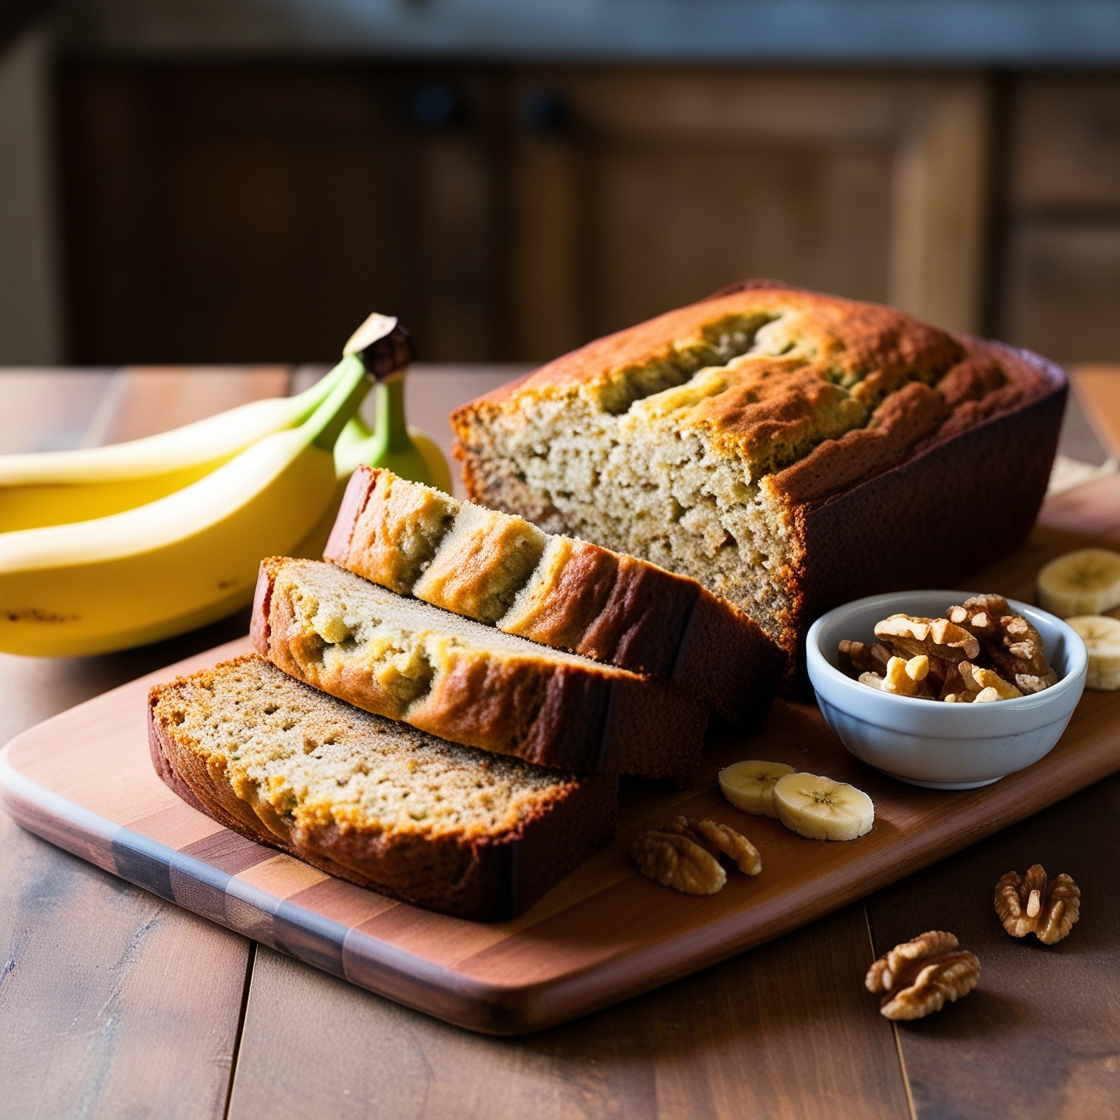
[368, 376, 429, 480]
[285, 355, 354, 425]
[376, 375, 413, 453]
[308, 355, 374, 451]
[336, 373, 446, 488]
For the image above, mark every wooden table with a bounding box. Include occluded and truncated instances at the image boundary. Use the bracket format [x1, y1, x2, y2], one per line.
[2, 363, 1120, 1120]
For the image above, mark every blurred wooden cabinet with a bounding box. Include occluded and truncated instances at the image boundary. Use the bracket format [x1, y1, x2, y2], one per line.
[1000, 77, 1120, 364]
[60, 64, 506, 364]
[507, 71, 990, 359]
[59, 64, 990, 364]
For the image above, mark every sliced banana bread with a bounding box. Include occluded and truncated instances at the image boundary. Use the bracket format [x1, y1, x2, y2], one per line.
[450, 281, 1065, 667]
[251, 557, 706, 784]
[148, 654, 618, 921]
[323, 467, 784, 721]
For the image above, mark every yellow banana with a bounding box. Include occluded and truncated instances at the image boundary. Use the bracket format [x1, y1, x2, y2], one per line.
[0, 360, 351, 533]
[0, 355, 372, 657]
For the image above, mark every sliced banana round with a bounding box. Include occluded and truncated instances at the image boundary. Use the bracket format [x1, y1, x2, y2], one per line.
[1037, 548, 1120, 618]
[1067, 615, 1120, 691]
[772, 772, 875, 841]
[718, 760, 796, 817]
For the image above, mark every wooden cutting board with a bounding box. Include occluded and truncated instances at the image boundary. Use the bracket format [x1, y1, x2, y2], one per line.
[2, 524, 1119, 1036]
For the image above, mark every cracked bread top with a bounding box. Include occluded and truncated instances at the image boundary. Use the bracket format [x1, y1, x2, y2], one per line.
[452, 282, 1058, 505]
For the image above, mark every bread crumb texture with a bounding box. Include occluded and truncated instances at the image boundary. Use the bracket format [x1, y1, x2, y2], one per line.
[152, 655, 576, 845]
[452, 287, 1054, 648]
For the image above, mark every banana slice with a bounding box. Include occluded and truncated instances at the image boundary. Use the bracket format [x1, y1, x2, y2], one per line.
[718, 760, 796, 817]
[1067, 615, 1120, 690]
[773, 772, 875, 841]
[1037, 548, 1120, 617]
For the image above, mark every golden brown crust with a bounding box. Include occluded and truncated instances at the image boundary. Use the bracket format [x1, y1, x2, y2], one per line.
[449, 284, 1066, 684]
[505, 536, 619, 650]
[773, 381, 951, 504]
[325, 468, 784, 721]
[252, 558, 707, 784]
[476, 288, 958, 403]
[450, 290, 1053, 489]
[147, 654, 618, 921]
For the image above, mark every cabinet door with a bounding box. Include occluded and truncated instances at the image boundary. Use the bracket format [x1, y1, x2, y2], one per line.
[60, 64, 503, 364]
[507, 70, 990, 360]
[1001, 77, 1120, 364]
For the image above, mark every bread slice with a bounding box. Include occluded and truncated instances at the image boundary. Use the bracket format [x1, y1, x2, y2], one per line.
[251, 557, 706, 784]
[148, 654, 618, 921]
[323, 467, 784, 721]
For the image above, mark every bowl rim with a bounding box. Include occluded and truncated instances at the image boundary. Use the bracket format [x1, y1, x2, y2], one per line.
[806, 588, 1088, 716]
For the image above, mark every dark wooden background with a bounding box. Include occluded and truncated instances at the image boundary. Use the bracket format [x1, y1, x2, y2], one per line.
[54, 63, 1120, 367]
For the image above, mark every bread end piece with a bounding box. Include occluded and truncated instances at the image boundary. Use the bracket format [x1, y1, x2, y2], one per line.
[148, 654, 619, 922]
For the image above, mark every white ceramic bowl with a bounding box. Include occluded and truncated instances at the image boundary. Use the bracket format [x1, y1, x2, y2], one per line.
[806, 590, 1087, 790]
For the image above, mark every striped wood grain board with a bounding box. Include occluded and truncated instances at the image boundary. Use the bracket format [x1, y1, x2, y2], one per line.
[2, 525, 1119, 1036]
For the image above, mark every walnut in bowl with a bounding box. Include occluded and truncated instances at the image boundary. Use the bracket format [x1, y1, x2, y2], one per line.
[806, 591, 1087, 790]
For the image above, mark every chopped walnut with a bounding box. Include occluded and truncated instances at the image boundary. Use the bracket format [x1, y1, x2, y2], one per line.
[948, 594, 1008, 640]
[875, 614, 980, 663]
[958, 661, 1023, 702]
[951, 597, 1057, 692]
[839, 639, 892, 677]
[994, 865, 1080, 944]
[859, 654, 935, 697]
[630, 830, 726, 895]
[662, 816, 762, 876]
[690, 817, 762, 876]
[632, 816, 761, 894]
[865, 931, 980, 1020]
[925, 655, 958, 697]
[991, 615, 1058, 693]
[881, 654, 933, 697]
[842, 594, 1056, 702]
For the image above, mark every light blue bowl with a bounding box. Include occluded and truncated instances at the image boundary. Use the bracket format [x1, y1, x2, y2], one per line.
[806, 590, 1087, 790]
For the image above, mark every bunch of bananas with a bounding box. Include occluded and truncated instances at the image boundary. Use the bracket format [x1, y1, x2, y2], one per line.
[0, 314, 450, 657]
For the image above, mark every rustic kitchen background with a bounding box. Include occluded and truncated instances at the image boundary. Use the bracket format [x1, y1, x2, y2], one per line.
[2, 0, 1120, 368]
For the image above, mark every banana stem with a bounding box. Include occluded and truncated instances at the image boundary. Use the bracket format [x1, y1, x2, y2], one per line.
[361, 369, 433, 482]
[308, 355, 374, 450]
[374, 373, 414, 453]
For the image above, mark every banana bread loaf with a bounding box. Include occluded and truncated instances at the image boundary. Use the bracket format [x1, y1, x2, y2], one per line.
[450, 281, 1066, 667]
[323, 466, 784, 721]
[148, 654, 618, 921]
[251, 557, 707, 784]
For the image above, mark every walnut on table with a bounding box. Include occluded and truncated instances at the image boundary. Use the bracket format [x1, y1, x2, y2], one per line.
[994, 865, 1080, 944]
[865, 930, 981, 1020]
[631, 816, 761, 895]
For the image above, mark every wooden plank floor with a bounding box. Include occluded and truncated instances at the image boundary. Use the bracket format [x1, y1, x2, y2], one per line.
[2, 363, 1120, 1118]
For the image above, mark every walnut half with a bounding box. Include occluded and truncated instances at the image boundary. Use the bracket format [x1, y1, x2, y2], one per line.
[865, 931, 980, 1020]
[995, 865, 1080, 944]
[630, 816, 761, 895]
